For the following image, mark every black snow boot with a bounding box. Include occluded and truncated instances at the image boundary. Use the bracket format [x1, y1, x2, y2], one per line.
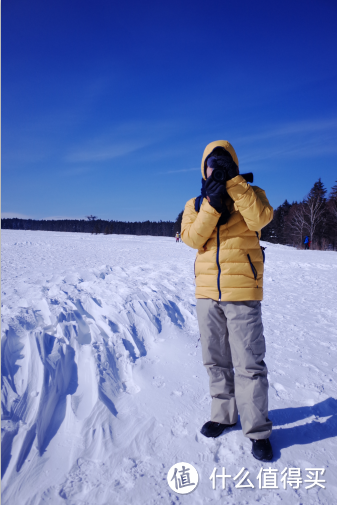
[200, 421, 236, 438]
[251, 438, 273, 461]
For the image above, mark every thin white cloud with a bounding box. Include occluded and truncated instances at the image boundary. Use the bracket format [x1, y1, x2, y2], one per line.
[235, 117, 337, 145]
[65, 140, 152, 163]
[60, 166, 98, 176]
[3, 151, 50, 163]
[233, 117, 337, 167]
[1, 212, 33, 219]
[1, 212, 89, 220]
[139, 145, 190, 162]
[65, 120, 178, 164]
[158, 167, 199, 175]
[239, 141, 337, 166]
[42, 215, 86, 220]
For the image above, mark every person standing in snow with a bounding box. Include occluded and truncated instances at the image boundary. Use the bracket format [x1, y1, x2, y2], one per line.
[181, 140, 274, 462]
[175, 231, 180, 243]
[304, 236, 309, 250]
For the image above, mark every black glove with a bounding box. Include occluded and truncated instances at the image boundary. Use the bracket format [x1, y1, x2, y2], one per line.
[224, 159, 239, 180]
[207, 156, 238, 181]
[204, 177, 227, 213]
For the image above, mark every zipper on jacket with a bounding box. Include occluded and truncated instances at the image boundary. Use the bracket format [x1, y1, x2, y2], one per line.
[261, 246, 266, 263]
[247, 254, 259, 288]
[255, 231, 266, 263]
[216, 225, 222, 301]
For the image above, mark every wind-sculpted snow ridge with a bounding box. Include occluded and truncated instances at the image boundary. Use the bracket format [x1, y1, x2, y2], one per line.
[2, 231, 337, 505]
[1, 262, 194, 474]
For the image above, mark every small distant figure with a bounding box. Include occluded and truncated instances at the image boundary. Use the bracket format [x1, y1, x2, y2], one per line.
[304, 236, 309, 250]
[308, 239, 312, 249]
[175, 231, 180, 243]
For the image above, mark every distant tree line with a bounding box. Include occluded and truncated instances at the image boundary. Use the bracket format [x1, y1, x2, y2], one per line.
[173, 178, 337, 251]
[261, 179, 337, 250]
[1, 217, 176, 237]
[2, 179, 336, 248]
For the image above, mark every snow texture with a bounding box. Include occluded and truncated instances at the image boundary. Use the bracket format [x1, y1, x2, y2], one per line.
[1, 230, 337, 505]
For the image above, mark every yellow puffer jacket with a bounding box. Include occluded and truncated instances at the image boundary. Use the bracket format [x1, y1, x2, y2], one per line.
[181, 140, 273, 301]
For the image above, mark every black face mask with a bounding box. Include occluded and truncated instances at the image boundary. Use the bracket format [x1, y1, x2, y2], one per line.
[204, 147, 233, 172]
[206, 156, 234, 185]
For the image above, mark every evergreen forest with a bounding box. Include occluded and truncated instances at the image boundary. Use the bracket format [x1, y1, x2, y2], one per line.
[2, 179, 337, 250]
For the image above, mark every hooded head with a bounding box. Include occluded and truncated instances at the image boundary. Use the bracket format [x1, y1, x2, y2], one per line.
[201, 140, 239, 180]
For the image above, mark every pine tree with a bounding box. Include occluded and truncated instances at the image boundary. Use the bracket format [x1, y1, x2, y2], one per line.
[303, 179, 327, 247]
[264, 200, 292, 244]
[104, 221, 114, 235]
[328, 181, 337, 220]
[286, 202, 308, 247]
[173, 210, 184, 236]
[93, 220, 102, 234]
[326, 181, 337, 250]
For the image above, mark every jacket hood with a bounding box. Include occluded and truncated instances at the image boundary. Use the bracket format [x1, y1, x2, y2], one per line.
[201, 140, 239, 180]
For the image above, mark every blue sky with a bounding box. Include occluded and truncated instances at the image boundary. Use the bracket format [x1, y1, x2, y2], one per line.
[2, 0, 337, 222]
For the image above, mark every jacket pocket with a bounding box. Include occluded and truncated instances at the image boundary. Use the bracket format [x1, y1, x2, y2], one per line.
[247, 254, 258, 288]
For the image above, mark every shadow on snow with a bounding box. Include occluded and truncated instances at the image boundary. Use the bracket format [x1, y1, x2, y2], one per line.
[269, 397, 337, 460]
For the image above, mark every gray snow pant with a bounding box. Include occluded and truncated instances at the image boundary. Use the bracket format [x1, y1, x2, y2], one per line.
[196, 299, 272, 440]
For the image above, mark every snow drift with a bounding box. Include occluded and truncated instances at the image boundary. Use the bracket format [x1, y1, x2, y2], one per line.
[1, 230, 337, 505]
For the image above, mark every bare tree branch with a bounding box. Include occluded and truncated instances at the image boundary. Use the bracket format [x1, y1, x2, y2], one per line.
[303, 195, 326, 242]
[288, 204, 307, 246]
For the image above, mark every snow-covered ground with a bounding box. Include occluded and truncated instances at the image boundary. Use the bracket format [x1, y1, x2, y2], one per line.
[1, 229, 337, 505]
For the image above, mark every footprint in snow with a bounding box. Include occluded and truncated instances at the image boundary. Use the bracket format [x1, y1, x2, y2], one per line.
[152, 376, 165, 388]
[171, 416, 188, 437]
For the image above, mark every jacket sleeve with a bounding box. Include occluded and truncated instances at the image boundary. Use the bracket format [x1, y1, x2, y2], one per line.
[181, 197, 220, 249]
[226, 175, 273, 231]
